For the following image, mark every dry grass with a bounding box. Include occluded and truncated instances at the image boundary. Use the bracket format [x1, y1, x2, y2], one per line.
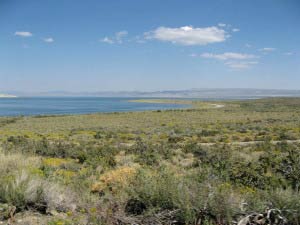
[0, 151, 78, 213]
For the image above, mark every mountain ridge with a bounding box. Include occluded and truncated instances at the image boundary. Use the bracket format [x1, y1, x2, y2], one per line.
[3, 88, 300, 98]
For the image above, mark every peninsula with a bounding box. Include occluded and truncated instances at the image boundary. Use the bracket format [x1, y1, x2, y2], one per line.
[0, 94, 17, 98]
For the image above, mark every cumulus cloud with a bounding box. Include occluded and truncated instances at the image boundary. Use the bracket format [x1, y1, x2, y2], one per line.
[145, 26, 227, 46]
[14, 31, 33, 37]
[201, 52, 257, 60]
[100, 30, 128, 44]
[232, 28, 240, 32]
[224, 61, 258, 69]
[43, 37, 54, 43]
[284, 52, 293, 56]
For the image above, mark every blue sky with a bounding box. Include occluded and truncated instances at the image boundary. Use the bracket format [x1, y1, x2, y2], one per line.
[0, 0, 299, 92]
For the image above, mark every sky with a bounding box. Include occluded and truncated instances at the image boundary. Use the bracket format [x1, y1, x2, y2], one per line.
[0, 0, 300, 92]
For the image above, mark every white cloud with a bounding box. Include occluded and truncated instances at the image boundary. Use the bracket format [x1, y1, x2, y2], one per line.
[245, 43, 252, 48]
[201, 52, 257, 60]
[225, 61, 258, 70]
[218, 23, 226, 27]
[134, 35, 146, 44]
[14, 31, 33, 37]
[101, 37, 114, 44]
[100, 30, 128, 44]
[145, 26, 227, 46]
[232, 28, 240, 32]
[115, 31, 128, 43]
[200, 52, 258, 70]
[43, 37, 54, 43]
[259, 47, 276, 52]
[284, 52, 293, 56]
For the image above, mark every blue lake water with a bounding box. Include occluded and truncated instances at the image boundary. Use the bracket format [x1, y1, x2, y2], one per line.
[0, 97, 190, 116]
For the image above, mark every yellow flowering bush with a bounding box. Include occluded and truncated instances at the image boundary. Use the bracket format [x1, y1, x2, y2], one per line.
[42, 158, 74, 168]
[91, 166, 138, 193]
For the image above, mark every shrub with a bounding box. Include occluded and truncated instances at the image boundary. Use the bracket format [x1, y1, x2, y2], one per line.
[91, 166, 138, 194]
[0, 152, 77, 214]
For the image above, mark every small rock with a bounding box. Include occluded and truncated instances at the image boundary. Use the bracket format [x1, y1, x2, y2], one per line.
[47, 209, 59, 216]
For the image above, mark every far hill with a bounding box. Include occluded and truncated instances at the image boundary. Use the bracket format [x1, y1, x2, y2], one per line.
[7, 88, 300, 99]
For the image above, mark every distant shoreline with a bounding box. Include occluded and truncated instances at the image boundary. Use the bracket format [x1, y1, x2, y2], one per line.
[3, 88, 300, 98]
[0, 94, 17, 98]
[130, 99, 225, 109]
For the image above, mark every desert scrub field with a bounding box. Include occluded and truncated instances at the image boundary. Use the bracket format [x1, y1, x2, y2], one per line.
[0, 98, 300, 224]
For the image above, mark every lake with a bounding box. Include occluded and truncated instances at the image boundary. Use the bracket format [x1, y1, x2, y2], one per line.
[0, 97, 189, 116]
